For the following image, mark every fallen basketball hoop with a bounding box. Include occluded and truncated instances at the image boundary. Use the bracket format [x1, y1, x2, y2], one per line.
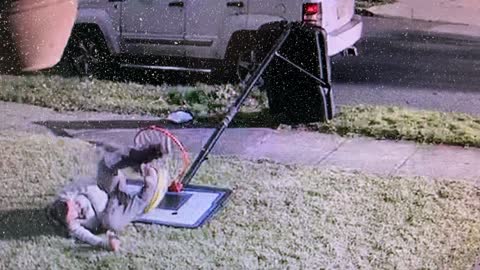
[126, 22, 335, 228]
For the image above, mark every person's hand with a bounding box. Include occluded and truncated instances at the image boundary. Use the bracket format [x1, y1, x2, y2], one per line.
[107, 231, 121, 252]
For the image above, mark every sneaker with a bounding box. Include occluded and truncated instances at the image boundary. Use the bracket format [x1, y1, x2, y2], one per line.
[141, 161, 170, 213]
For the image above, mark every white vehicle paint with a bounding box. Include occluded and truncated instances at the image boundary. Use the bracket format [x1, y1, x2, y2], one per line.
[67, 0, 362, 80]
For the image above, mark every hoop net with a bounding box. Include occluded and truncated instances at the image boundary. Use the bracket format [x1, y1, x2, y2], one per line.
[133, 125, 190, 190]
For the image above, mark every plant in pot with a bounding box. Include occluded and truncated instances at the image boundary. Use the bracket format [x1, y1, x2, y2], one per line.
[0, 0, 78, 74]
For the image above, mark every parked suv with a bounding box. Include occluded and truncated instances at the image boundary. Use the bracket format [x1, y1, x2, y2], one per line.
[62, 0, 362, 82]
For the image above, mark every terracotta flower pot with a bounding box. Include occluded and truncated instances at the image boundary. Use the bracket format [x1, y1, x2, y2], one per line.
[0, 0, 78, 73]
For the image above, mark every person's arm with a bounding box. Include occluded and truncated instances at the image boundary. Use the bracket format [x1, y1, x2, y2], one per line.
[68, 221, 117, 251]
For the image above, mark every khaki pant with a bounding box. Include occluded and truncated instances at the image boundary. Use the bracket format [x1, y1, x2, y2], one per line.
[95, 133, 172, 232]
[97, 160, 159, 232]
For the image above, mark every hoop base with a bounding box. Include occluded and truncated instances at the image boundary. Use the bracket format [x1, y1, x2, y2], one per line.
[126, 180, 231, 228]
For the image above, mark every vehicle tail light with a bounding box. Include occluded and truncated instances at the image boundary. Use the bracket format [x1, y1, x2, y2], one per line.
[302, 3, 322, 27]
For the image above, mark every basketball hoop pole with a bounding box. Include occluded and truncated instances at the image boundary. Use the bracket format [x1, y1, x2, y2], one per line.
[180, 24, 293, 187]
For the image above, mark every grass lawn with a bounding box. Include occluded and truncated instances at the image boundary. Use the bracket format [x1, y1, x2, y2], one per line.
[0, 74, 263, 117]
[1, 74, 480, 148]
[313, 105, 480, 147]
[1, 131, 480, 269]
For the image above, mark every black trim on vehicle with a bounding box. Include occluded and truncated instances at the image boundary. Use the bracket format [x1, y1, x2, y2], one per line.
[124, 38, 213, 46]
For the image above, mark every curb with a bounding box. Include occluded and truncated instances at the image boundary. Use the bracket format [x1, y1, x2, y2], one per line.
[356, 7, 476, 27]
[355, 8, 376, 17]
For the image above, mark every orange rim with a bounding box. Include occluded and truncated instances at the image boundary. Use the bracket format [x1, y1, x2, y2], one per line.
[133, 125, 190, 185]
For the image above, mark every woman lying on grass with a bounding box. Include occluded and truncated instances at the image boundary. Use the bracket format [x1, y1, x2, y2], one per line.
[47, 137, 173, 251]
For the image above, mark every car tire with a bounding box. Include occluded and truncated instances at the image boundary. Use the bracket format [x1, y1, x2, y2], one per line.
[220, 31, 266, 87]
[235, 48, 264, 88]
[60, 25, 115, 78]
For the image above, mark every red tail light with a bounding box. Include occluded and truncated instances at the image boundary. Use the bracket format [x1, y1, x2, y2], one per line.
[302, 3, 323, 27]
[303, 3, 320, 15]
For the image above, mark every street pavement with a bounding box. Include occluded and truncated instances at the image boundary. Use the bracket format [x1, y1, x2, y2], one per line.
[332, 16, 480, 116]
[368, 0, 480, 28]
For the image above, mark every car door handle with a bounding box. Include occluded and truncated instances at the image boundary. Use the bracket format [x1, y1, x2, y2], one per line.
[169, 1, 184, 7]
[227, 1, 244, 8]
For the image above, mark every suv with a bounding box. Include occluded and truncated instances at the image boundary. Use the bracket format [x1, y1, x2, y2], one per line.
[63, 0, 362, 82]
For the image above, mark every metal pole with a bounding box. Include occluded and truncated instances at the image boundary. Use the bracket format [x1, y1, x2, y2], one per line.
[181, 24, 293, 186]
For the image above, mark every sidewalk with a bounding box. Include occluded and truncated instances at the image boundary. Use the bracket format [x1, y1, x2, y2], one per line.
[368, 0, 480, 26]
[367, 0, 480, 36]
[2, 100, 479, 183]
[65, 127, 480, 184]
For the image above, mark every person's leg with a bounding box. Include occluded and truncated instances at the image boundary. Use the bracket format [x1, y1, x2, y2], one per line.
[96, 128, 173, 189]
[133, 131, 173, 212]
[100, 131, 174, 230]
[140, 162, 170, 213]
[101, 192, 146, 232]
[96, 159, 126, 195]
[135, 129, 172, 156]
[101, 164, 168, 231]
[98, 141, 170, 177]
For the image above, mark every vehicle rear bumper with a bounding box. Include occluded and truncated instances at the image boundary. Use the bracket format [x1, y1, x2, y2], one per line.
[327, 15, 363, 56]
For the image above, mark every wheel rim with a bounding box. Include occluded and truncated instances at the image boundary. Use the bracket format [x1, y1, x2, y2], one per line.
[69, 36, 102, 76]
[236, 49, 263, 87]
